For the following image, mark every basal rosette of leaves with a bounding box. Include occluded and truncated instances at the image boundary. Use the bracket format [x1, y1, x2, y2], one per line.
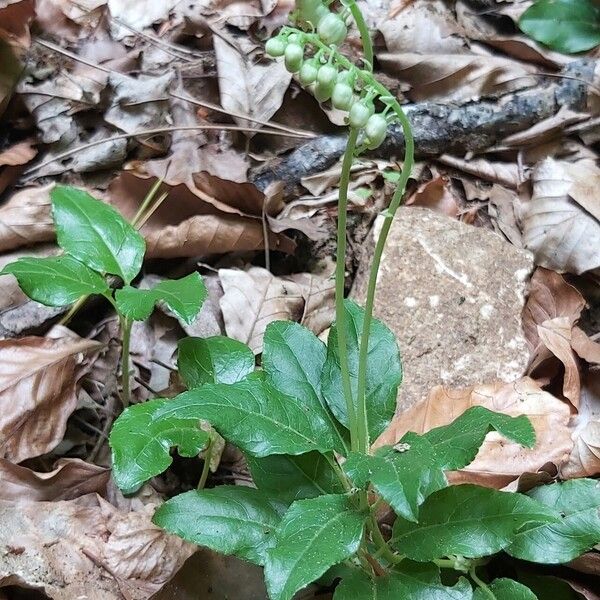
[106, 1, 600, 599]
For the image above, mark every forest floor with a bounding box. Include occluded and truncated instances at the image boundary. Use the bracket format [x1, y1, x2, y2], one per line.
[0, 0, 599, 598]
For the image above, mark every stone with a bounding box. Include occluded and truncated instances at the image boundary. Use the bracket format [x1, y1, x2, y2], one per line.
[352, 207, 534, 413]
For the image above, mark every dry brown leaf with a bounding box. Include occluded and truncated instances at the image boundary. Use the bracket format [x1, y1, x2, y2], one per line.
[107, 0, 173, 34]
[0, 493, 194, 599]
[561, 374, 600, 479]
[379, 48, 536, 102]
[376, 377, 573, 488]
[219, 266, 305, 353]
[145, 212, 293, 259]
[438, 155, 521, 189]
[0, 183, 54, 252]
[519, 158, 600, 274]
[0, 138, 36, 196]
[213, 35, 292, 135]
[107, 173, 294, 259]
[407, 175, 459, 217]
[380, 0, 466, 54]
[0, 458, 110, 502]
[286, 270, 335, 336]
[487, 184, 523, 247]
[0, 326, 100, 462]
[537, 316, 581, 407]
[523, 267, 586, 350]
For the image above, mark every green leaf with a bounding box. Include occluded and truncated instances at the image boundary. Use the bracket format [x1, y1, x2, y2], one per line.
[178, 336, 254, 388]
[1, 255, 109, 306]
[109, 398, 210, 495]
[343, 433, 447, 522]
[392, 484, 560, 561]
[519, 0, 600, 54]
[322, 299, 401, 441]
[51, 185, 145, 284]
[115, 273, 207, 324]
[247, 452, 345, 504]
[124, 376, 340, 458]
[334, 563, 473, 600]
[265, 494, 366, 600]
[153, 486, 287, 565]
[473, 579, 537, 600]
[263, 321, 349, 454]
[507, 478, 600, 563]
[423, 406, 535, 470]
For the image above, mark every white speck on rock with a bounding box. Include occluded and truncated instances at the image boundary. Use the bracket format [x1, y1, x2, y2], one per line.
[480, 304, 494, 319]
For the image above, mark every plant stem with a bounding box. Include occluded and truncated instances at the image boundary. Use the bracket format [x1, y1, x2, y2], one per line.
[368, 515, 403, 565]
[132, 177, 163, 227]
[324, 454, 353, 492]
[197, 436, 214, 490]
[470, 567, 495, 599]
[355, 98, 414, 454]
[348, 1, 373, 68]
[120, 315, 133, 408]
[336, 126, 360, 450]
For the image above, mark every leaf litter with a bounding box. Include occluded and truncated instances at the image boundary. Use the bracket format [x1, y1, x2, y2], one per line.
[0, 0, 599, 597]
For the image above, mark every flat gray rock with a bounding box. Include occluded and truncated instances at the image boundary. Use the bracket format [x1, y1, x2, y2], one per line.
[352, 207, 534, 412]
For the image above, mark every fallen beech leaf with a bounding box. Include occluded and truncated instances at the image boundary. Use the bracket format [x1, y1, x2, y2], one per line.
[381, 0, 466, 54]
[376, 377, 573, 488]
[0, 183, 54, 252]
[561, 375, 600, 479]
[537, 316, 581, 407]
[379, 49, 535, 102]
[407, 175, 459, 217]
[0, 326, 100, 462]
[107, 0, 174, 33]
[523, 268, 586, 351]
[0, 138, 36, 166]
[0, 458, 109, 502]
[0, 493, 194, 599]
[519, 158, 600, 274]
[213, 35, 292, 134]
[145, 212, 293, 259]
[287, 271, 335, 336]
[219, 266, 304, 353]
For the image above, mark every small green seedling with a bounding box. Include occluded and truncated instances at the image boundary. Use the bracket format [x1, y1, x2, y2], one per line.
[107, 1, 600, 598]
[1, 185, 207, 407]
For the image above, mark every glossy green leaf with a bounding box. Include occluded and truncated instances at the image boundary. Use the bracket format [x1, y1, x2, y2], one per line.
[115, 273, 207, 324]
[334, 563, 473, 599]
[392, 484, 560, 561]
[423, 406, 535, 470]
[508, 478, 600, 563]
[154, 486, 287, 565]
[322, 299, 401, 441]
[247, 452, 345, 504]
[1, 255, 109, 306]
[51, 185, 145, 284]
[343, 433, 447, 522]
[109, 398, 210, 494]
[117, 376, 340, 458]
[263, 321, 349, 454]
[178, 336, 254, 388]
[473, 579, 537, 600]
[519, 0, 600, 54]
[265, 494, 366, 600]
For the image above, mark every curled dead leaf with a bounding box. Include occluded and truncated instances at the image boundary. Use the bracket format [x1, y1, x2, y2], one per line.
[519, 158, 600, 274]
[376, 377, 573, 488]
[0, 458, 110, 502]
[407, 175, 460, 217]
[0, 326, 101, 462]
[0, 183, 54, 252]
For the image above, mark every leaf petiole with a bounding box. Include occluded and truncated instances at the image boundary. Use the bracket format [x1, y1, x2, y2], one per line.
[197, 435, 215, 490]
[119, 315, 133, 408]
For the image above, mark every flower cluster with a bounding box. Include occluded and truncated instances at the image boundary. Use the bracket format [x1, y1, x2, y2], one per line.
[265, 1, 392, 149]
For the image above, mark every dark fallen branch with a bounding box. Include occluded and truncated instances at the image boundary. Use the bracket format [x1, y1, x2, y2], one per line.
[251, 60, 596, 192]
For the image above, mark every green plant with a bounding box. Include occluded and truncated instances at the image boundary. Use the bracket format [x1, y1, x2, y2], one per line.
[107, 2, 600, 599]
[519, 0, 600, 54]
[0, 185, 206, 407]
